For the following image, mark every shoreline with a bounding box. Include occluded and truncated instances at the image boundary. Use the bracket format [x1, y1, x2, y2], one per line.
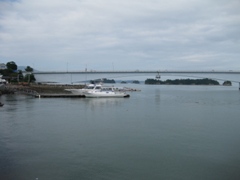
[0, 83, 233, 96]
[0, 84, 85, 95]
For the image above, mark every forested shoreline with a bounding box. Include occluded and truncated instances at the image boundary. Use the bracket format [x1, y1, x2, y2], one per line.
[145, 78, 226, 85]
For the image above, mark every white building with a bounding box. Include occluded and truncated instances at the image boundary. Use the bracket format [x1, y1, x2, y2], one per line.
[0, 63, 6, 70]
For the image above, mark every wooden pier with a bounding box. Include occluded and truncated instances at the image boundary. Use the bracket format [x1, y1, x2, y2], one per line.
[35, 94, 85, 98]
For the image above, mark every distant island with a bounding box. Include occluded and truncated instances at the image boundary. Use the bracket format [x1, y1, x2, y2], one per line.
[222, 81, 232, 86]
[121, 81, 127, 84]
[90, 79, 142, 84]
[88, 78, 232, 86]
[132, 80, 140, 84]
[120, 80, 140, 84]
[145, 78, 220, 85]
[91, 78, 115, 84]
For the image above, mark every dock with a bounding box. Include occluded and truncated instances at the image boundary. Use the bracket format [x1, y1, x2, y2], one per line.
[35, 94, 85, 98]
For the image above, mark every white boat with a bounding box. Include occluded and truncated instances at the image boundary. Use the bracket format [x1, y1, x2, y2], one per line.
[65, 83, 130, 98]
[65, 84, 102, 95]
[83, 86, 130, 98]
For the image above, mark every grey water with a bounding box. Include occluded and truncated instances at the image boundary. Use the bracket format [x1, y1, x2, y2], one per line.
[1, 85, 240, 180]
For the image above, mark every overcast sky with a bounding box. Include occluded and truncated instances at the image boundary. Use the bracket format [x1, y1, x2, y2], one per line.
[0, 0, 240, 71]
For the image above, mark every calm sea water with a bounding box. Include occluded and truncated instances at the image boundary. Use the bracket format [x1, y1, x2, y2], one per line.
[1, 85, 240, 180]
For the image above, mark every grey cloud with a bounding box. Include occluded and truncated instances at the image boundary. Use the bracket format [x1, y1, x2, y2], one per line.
[0, 0, 240, 70]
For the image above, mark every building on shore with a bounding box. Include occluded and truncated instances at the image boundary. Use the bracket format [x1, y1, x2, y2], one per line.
[0, 63, 6, 70]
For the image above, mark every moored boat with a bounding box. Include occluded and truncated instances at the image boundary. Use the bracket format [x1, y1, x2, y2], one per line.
[65, 83, 130, 98]
[83, 86, 130, 98]
[65, 84, 102, 95]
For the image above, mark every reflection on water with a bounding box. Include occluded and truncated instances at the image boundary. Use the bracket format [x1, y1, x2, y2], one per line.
[1, 85, 240, 179]
[84, 98, 128, 108]
[154, 89, 161, 105]
[2, 95, 35, 112]
[86, 97, 127, 104]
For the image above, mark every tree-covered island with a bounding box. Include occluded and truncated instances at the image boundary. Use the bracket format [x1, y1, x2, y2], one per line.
[90, 78, 115, 84]
[145, 78, 220, 85]
[222, 81, 232, 86]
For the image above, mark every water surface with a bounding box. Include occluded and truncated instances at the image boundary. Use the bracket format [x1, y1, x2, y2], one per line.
[1, 85, 240, 180]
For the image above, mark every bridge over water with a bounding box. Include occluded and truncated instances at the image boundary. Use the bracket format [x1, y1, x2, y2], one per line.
[33, 70, 240, 88]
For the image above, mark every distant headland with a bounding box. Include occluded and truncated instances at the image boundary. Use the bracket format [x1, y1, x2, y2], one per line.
[145, 78, 231, 86]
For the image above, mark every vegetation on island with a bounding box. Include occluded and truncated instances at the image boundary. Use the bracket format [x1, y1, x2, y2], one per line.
[90, 78, 115, 84]
[0, 61, 36, 84]
[132, 80, 140, 84]
[223, 81, 232, 86]
[103, 79, 115, 83]
[145, 78, 220, 85]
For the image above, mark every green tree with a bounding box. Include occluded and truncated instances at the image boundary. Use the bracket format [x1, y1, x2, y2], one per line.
[18, 70, 24, 82]
[24, 66, 36, 83]
[25, 66, 33, 72]
[24, 73, 36, 83]
[6, 61, 17, 72]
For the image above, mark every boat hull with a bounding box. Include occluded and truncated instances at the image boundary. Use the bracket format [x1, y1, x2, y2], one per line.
[84, 91, 130, 98]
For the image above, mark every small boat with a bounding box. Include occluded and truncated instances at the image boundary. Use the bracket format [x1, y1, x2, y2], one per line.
[0, 102, 4, 107]
[83, 86, 130, 98]
[65, 83, 130, 98]
[65, 84, 102, 95]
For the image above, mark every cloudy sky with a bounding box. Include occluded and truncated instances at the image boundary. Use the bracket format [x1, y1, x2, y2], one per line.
[0, 0, 240, 71]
